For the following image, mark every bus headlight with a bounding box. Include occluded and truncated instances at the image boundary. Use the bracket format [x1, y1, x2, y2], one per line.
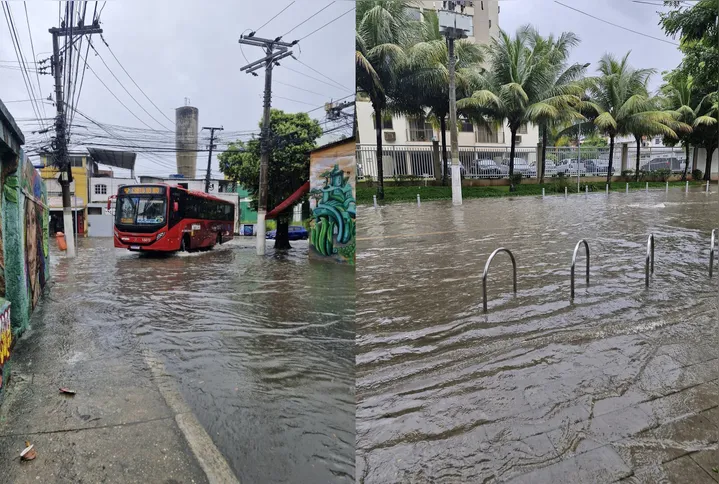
[156, 232, 166, 241]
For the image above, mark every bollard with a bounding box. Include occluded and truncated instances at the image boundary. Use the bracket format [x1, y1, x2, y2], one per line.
[686, 180, 689, 193]
[626, 183, 629, 194]
[565, 187, 568, 198]
[542, 187, 545, 198]
[646, 182, 649, 193]
[666, 181, 669, 193]
[585, 185, 588, 196]
[707, 180, 710, 193]
[606, 184, 609, 195]
[373, 195, 378, 209]
[417, 194, 421, 207]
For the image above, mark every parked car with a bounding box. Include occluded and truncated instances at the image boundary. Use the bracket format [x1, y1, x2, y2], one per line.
[554, 161, 587, 176]
[542, 161, 558, 177]
[641, 156, 684, 173]
[583, 159, 615, 176]
[266, 225, 309, 240]
[501, 158, 536, 178]
[469, 158, 509, 178]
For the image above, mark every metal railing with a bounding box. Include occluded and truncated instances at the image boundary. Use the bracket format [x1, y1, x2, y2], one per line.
[646, 234, 655, 288]
[482, 248, 517, 313]
[570, 240, 590, 300]
[711, 229, 717, 278]
[356, 144, 691, 181]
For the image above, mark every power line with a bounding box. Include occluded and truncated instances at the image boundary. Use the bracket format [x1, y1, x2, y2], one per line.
[279, 64, 349, 92]
[253, 1, 295, 35]
[273, 95, 320, 106]
[98, 33, 176, 126]
[293, 57, 350, 91]
[281, 1, 335, 37]
[274, 80, 329, 97]
[296, 5, 354, 42]
[23, 2, 47, 121]
[554, 1, 680, 46]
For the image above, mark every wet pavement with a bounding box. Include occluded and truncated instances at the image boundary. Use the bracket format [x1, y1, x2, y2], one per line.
[5, 237, 354, 484]
[357, 188, 719, 483]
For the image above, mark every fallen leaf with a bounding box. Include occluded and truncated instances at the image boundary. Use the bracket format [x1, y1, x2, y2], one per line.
[20, 444, 36, 461]
[713, 467, 718, 473]
[59, 388, 76, 395]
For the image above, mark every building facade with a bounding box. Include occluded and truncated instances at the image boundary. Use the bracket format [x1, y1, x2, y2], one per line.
[38, 152, 90, 237]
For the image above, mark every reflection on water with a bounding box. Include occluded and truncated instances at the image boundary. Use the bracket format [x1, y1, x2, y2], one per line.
[54, 238, 354, 484]
[357, 190, 719, 483]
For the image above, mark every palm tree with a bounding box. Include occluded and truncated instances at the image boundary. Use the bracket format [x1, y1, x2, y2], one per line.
[525, 29, 587, 184]
[694, 91, 718, 180]
[458, 26, 580, 191]
[356, 0, 419, 200]
[389, 10, 484, 185]
[584, 52, 680, 185]
[661, 75, 702, 180]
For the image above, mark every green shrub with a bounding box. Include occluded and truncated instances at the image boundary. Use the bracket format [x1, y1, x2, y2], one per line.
[692, 169, 703, 181]
[654, 168, 671, 182]
[621, 169, 634, 181]
[509, 172, 523, 187]
[552, 172, 569, 193]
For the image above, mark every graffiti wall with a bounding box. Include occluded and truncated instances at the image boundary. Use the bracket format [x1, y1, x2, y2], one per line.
[308, 142, 356, 265]
[0, 301, 11, 393]
[3, 149, 49, 332]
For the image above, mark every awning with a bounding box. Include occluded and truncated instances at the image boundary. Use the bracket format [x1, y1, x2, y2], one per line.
[48, 196, 84, 211]
[87, 148, 136, 171]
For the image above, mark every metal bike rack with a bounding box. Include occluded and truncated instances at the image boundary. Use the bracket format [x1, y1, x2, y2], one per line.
[482, 248, 517, 313]
[570, 239, 590, 300]
[645, 234, 655, 288]
[711, 229, 717, 278]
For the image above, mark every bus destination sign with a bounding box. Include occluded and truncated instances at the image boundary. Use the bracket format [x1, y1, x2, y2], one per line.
[123, 186, 164, 195]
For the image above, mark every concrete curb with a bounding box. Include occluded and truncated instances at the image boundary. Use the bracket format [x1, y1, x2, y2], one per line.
[143, 349, 240, 484]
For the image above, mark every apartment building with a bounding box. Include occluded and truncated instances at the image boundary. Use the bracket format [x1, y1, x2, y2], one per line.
[356, 0, 540, 178]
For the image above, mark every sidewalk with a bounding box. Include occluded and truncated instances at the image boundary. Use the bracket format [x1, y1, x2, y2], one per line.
[0, 269, 238, 483]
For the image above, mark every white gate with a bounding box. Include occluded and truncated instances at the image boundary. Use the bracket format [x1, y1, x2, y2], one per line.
[88, 214, 114, 237]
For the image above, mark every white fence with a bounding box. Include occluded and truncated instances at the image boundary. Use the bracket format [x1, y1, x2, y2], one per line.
[356, 144, 692, 180]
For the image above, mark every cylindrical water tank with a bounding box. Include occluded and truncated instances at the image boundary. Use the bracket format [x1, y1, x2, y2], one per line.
[176, 106, 198, 179]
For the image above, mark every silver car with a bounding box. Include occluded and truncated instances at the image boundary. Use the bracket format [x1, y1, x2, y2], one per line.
[471, 159, 509, 178]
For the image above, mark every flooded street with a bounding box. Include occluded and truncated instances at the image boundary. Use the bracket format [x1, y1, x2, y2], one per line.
[357, 188, 719, 483]
[47, 238, 355, 484]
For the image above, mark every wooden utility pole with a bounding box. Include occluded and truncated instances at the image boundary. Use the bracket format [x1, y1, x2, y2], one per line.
[202, 126, 223, 193]
[49, 20, 102, 257]
[238, 34, 295, 256]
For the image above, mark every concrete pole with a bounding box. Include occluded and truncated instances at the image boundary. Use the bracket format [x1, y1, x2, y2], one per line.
[373, 195, 377, 209]
[256, 56, 274, 256]
[585, 185, 588, 196]
[565, 187, 568, 198]
[686, 181, 689, 193]
[626, 183, 629, 193]
[448, 37, 462, 206]
[646, 182, 649, 193]
[606, 184, 609, 195]
[417, 194, 421, 207]
[542, 187, 545, 198]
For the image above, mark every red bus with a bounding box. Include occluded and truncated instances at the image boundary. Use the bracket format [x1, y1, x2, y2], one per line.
[113, 184, 235, 252]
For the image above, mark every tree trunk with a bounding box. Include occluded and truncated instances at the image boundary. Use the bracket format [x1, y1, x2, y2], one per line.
[274, 215, 292, 250]
[540, 124, 548, 184]
[440, 116, 448, 186]
[509, 126, 517, 192]
[682, 143, 690, 181]
[374, 104, 385, 200]
[607, 135, 615, 187]
[705, 145, 716, 181]
[634, 134, 641, 182]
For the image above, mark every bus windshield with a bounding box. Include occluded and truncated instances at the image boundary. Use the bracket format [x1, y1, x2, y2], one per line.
[116, 195, 167, 226]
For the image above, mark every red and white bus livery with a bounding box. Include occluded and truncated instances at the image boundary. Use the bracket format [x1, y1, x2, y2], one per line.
[113, 184, 235, 252]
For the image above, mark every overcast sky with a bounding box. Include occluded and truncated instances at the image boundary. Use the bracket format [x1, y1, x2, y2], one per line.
[0, 0, 355, 178]
[498, 0, 685, 91]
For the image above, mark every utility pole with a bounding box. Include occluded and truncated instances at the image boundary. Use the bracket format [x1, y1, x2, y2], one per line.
[438, 2, 471, 206]
[238, 33, 296, 256]
[202, 126, 223, 193]
[49, 18, 102, 258]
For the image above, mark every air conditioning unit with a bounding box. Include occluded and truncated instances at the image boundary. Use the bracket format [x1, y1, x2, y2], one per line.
[384, 131, 396, 142]
[515, 135, 522, 144]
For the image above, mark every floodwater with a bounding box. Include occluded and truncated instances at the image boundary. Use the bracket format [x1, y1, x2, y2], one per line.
[357, 187, 719, 483]
[50, 238, 354, 484]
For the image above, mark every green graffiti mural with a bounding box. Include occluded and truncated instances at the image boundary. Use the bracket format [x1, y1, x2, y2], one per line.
[309, 164, 356, 264]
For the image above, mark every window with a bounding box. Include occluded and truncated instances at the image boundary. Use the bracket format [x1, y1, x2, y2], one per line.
[654, 137, 660, 145]
[408, 117, 433, 141]
[459, 119, 474, 133]
[94, 184, 107, 195]
[476, 124, 499, 143]
[518, 123, 528, 134]
[406, 7, 421, 21]
[372, 114, 394, 130]
[68, 156, 84, 167]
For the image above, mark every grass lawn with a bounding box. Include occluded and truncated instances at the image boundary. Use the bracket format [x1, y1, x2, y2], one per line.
[357, 180, 707, 204]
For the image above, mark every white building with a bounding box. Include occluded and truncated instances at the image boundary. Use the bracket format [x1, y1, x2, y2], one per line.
[356, 0, 540, 179]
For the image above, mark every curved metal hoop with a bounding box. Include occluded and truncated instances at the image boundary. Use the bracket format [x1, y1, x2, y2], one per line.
[482, 248, 517, 313]
[645, 234, 655, 288]
[570, 239, 590, 300]
[711, 229, 717, 278]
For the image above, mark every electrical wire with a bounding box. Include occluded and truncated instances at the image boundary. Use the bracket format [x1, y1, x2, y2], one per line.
[274, 80, 330, 98]
[281, 1, 334, 38]
[554, 1, 680, 46]
[293, 57, 350, 91]
[279, 65, 349, 92]
[23, 2, 47, 121]
[254, 1, 295, 35]
[296, 5, 354, 42]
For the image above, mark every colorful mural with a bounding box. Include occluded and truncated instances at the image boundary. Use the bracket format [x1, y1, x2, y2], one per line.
[22, 160, 48, 312]
[309, 154, 356, 265]
[0, 301, 11, 391]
